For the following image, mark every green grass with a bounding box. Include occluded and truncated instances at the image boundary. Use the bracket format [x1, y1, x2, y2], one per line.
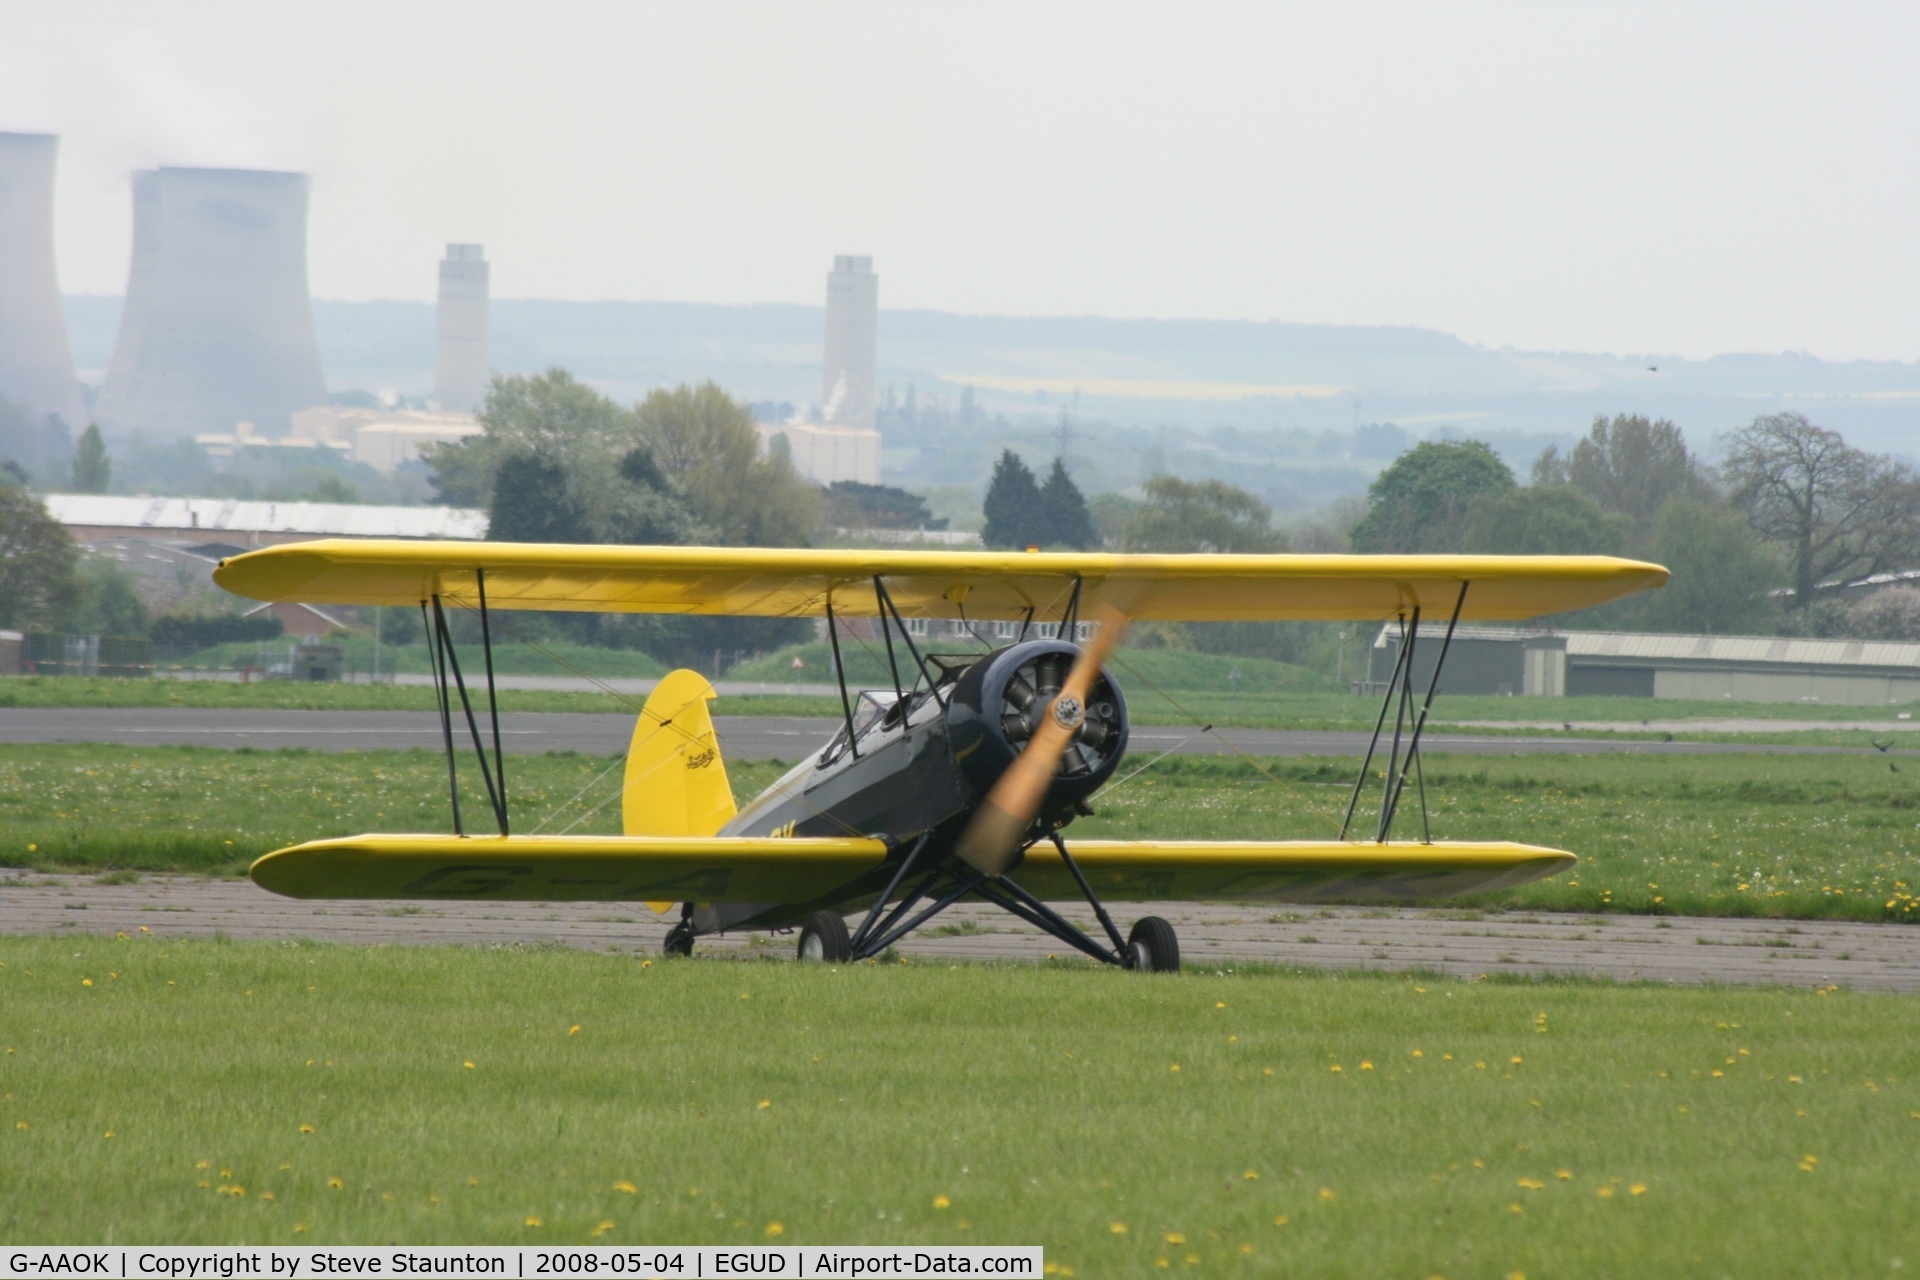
[0, 675, 840, 717]
[7, 746, 1920, 923]
[2, 937, 1916, 1271]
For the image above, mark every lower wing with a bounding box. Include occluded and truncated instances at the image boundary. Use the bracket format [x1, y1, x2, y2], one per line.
[251, 834, 1569, 905]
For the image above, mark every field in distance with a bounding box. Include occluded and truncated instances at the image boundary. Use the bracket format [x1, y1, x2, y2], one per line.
[5, 744, 1919, 922]
[2, 935, 1914, 1270]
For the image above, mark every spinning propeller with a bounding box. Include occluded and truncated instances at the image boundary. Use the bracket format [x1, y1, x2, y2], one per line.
[955, 604, 1129, 876]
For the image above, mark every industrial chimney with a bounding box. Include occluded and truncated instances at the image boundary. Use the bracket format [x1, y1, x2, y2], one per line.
[434, 244, 489, 411]
[822, 255, 877, 430]
[0, 133, 87, 437]
[95, 167, 329, 439]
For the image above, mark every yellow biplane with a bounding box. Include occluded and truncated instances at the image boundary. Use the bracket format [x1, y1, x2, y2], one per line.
[214, 542, 1667, 971]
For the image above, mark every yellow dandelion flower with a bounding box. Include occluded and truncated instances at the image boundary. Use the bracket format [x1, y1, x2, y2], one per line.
[933, 1194, 951, 1209]
[1507, 1202, 1522, 1214]
[469, 1177, 480, 1187]
[1507, 1272, 1527, 1280]
[139, 926, 149, 934]
[260, 1192, 275, 1202]
[1272, 1215, 1289, 1226]
[82, 978, 92, 987]
[1215, 1002, 1225, 1009]
[613, 1180, 637, 1194]
[1412, 1049, 1424, 1058]
[1630, 1183, 1646, 1196]
[1154, 1261, 1169, 1270]
[1183, 1255, 1198, 1265]
[1169, 1064, 1181, 1073]
[764, 1222, 784, 1237]
[327, 1176, 344, 1190]
[299, 1124, 315, 1135]
[1330, 1065, 1342, 1074]
[759, 1099, 772, 1109]
[641, 959, 652, 968]
[294, 1224, 308, 1234]
[1262, 1067, 1274, 1076]
[1596, 1187, 1613, 1198]
[1243, 1169, 1259, 1180]
[569, 1025, 581, 1036]
[1318, 1188, 1335, 1201]
[524, 1216, 543, 1228]
[1515, 1178, 1545, 1190]
[1510, 1056, 1523, 1065]
[103, 1131, 115, 1139]
[1554, 1169, 1571, 1180]
[1238, 1245, 1252, 1256]
[1111, 1222, 1128, 1234]
[1360, 1061, 1374, 1071]
[464, 1060, 475, 1070]
[1165, 1233, 1186, 1245]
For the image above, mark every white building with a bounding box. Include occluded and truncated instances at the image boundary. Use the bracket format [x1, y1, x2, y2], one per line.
[757, 420, 880, 485]
[435, 244, 490, 411]
[40, 493, 488, 547]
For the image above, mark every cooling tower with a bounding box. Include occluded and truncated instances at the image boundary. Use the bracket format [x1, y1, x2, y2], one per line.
[0, 133, 87, 432]
[95, 167, 328, 439]
[822, 254, 877, 429]
[434, 243, 489, 411]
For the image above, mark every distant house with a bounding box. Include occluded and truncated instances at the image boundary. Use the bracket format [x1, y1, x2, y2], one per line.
[1369, 624, 1920, 705]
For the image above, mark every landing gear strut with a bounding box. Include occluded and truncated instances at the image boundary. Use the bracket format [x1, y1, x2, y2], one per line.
[663, 919, 695, 956]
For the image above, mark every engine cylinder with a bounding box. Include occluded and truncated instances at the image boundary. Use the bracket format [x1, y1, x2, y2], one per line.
[945, 639, 1129, 813]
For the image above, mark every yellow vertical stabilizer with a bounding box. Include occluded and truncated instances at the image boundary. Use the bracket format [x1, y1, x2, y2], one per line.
[622, 670, 737, 842]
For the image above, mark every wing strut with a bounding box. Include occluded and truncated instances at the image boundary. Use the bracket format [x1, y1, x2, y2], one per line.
[423, 590, 510, 837]
[1336, 580, 1471, 844]
[824, 590, 860, 760]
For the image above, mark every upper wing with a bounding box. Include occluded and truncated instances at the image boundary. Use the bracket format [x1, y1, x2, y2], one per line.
[1016, 839, 1573, 903]
[250, 833, 890, 902]
[250, 833, 1569, 905]
[212, 540, 1666, 623]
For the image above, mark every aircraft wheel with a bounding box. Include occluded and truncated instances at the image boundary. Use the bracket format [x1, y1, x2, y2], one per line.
[663, 921, 695, 957]
[796, 911, 852, 963]
[1127, 916, 1180, 973]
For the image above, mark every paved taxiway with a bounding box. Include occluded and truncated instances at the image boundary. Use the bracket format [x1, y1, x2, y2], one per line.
[0, 707, 1906, 759]
[3, 871, 1914, 991]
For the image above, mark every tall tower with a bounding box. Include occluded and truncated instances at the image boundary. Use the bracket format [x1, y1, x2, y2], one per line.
[0, 133, 87, 434]
[434, 243, 489, 411]
[822, 254, 877, 429]
[95, 167, 328, 439]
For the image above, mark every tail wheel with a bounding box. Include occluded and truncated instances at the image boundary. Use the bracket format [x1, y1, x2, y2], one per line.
[797, 911, 852, 963]
[1127, 916, 1179, 973]
[663, 920, 695, 957]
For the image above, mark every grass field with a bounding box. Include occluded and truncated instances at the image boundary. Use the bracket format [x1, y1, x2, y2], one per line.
[7, 745, 1920, 923]
[2, 936, 1915, 1270]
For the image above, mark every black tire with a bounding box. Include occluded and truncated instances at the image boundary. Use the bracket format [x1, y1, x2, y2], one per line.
[1127, 916, 1180, 973]
[796, 911, 852, 963]
[662, 921, 695, 957]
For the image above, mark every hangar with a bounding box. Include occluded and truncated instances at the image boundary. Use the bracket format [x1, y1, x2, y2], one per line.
[1367, 624, 1920, 705]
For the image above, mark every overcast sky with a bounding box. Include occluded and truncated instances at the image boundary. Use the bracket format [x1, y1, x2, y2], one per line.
[4, 2, 1918, 362]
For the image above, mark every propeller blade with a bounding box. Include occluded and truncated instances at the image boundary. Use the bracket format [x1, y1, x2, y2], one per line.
[955, 605, 1129, 876]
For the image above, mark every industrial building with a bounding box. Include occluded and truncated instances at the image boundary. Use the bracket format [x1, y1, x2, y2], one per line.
[41, 494, 486, 548]
[0, 133, 87, 434]
[1369, 623, 1920, 705]
[755, 419, 881, 485]
[95, 167, 329, 440]
[434, 243, 490, 411]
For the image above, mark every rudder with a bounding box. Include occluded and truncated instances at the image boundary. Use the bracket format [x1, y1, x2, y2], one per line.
[623, 669, 737, 840]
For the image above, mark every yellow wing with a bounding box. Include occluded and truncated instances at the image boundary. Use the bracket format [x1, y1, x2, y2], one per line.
[249, 834, 1568, 905]
[212, 540, 1666, 622]
[249, 834, 891, 902]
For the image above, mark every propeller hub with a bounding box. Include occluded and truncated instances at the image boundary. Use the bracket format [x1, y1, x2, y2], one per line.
[1051, 695, 1085, 730]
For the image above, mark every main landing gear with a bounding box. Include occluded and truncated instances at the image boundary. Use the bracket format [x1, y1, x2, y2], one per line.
[662, 919, 695, 956]
[1126, 916, 1179, 972]
[796, 910, 853, 963]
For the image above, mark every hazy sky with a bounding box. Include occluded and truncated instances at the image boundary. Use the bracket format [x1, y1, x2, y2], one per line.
[5, 2, 1918, 361]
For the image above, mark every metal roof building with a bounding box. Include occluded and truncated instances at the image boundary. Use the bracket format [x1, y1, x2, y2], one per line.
[1370, 624, 1920, 705]
[41, 494, 487, 547]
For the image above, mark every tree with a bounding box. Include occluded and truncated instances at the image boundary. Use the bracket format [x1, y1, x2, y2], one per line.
[1349, 440, 1514, 552]
[488, 452, 593, 544]
[1037, 459, 1096, 550]
[71, 424, 110, 493]
[1463, 485, 1630, 556]
[1723, 413, 1920, 608]
[1637, 495, 1784, 634]
[1125, 475, 1284, 553]
[0, 486, 79, 630]
[1532, 414, 1705, 539]
[981, 449, 1045, 549]
[822, 481, 942, 531]
[635, 382, 819, 547]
